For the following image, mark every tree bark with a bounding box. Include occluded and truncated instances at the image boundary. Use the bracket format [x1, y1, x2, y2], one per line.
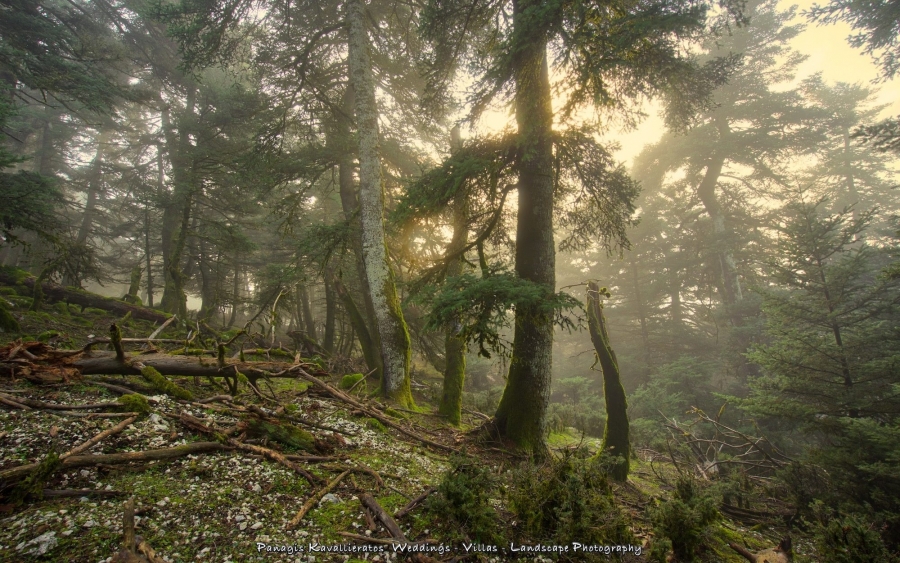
[63, 127, 111, 287]
[493, 0, 555, 455]
[334, 85, 382, 380]
[696, 149, 743, 314]
[587, 282, 630, 481]
[159, 87, 196, 319]
[347, 0, 413, 407]
[440, 126, 467, 425]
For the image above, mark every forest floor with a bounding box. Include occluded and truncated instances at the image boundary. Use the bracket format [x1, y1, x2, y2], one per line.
[0, 275, 809, 563]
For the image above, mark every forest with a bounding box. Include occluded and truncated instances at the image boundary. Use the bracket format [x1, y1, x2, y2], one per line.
[1, 0, 899, 561]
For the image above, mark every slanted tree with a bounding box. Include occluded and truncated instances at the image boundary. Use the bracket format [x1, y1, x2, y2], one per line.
[586, 282, 630, 481]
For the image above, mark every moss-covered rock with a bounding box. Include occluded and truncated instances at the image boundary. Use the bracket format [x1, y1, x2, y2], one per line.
[0, 300, 20, 332]
[339, 373, 365, 390]
[364, 417, 387, 433]
[117, 393, 151, 414]
[37, 330, 60, 342]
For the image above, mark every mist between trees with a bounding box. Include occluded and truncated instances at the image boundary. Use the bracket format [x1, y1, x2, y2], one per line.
[2, 0, 900, 560]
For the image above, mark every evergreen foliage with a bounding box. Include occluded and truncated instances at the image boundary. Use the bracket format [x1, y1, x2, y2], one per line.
[649, 476, 719, 562]
[416, 271, 581, 359]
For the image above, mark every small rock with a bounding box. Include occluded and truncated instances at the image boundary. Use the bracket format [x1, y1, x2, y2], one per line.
[250, 522, 263, 530]
[238, 522, 247, 531]
[234, 515, 245, 522]
[23, 531, 57, 556]
[320, 493, 340, 504]
[252, 484, 261, 493]
[83, 520, 97, 528]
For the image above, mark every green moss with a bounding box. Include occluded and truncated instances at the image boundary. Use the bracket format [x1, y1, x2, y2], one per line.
[439, 333, 466, 425]
[339, 373, 365, 390]
[383, 407, 409, 419]
[10, 450, 61, 505]
[0, 300, 20, 332]
[52, 301, 70, 316]
[364, 417, 387, 432]
[0, 287, 17, 296]
[7, 295, 32, 308]
[117, 393, 151, 414]
[37, 330, 60, 342]
[140, 365, 194, 401]
[246, 419, 316, 452]
[83, 307, 107, 316]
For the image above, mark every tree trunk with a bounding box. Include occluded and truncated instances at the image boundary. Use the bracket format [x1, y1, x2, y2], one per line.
[493, 1, 555, 455]
[587, 282, 630, 481]
[323, 268, 336, 353]
[630, 257, 651, 363]
[696, 150, 743, 315]
[298, 284, 317, 343]
[334, 85, 382, 380]
[159, 88, 196, 319]
[144, 206, 154, 308]
[440, 126, 467, 425]
[347, 0, 413, 407]
[63, 128, 110, 287]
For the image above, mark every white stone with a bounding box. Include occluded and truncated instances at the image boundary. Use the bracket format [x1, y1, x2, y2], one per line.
[250, 522, 263, 530]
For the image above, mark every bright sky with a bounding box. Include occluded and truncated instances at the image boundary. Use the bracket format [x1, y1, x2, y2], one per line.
[474, 0, 900, 168]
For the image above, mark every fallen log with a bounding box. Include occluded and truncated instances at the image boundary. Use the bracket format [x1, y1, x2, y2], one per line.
[287, 470, 351, 529]
[360, 493, 407, 542]
[290, 367, 458, 454]
[60, 415, 138, 459]
[41, 488, 124, 498]
[0, 393, 120, 411]
[395, 486, 436, 519]
[0, 270, 170, 324]
[0, 442, 230, 482]
[74, 352, 301, 381]
[177, 413, 320, 485]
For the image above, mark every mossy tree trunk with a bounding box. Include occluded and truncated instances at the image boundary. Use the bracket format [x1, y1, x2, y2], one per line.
[440, 126, 468, 425]
[586, 281, 630, 481]
[347, 0, 413, 407]
[331, 85, 383, 380]
[493, 0, 555, 456]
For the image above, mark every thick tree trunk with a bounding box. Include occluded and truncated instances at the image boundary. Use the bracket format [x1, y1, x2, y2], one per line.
[347, 0, 413, 407]
[198, 239, 217, 321]
[696, 151, 743, 315]
[0, 270, 169, 323]
[493, 1, 555, 455]
[587, 282, 630, 481]
[440, 126, 467, 425]
[334, 86, 382, 379]
[323, 268, 336, 353]
[298, 284, 317, 342]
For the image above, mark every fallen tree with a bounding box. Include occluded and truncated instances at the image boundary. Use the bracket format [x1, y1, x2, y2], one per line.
[0, 269, 170, 324]
[72, 351, 309, 381]
[0, 442, 230, 482]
